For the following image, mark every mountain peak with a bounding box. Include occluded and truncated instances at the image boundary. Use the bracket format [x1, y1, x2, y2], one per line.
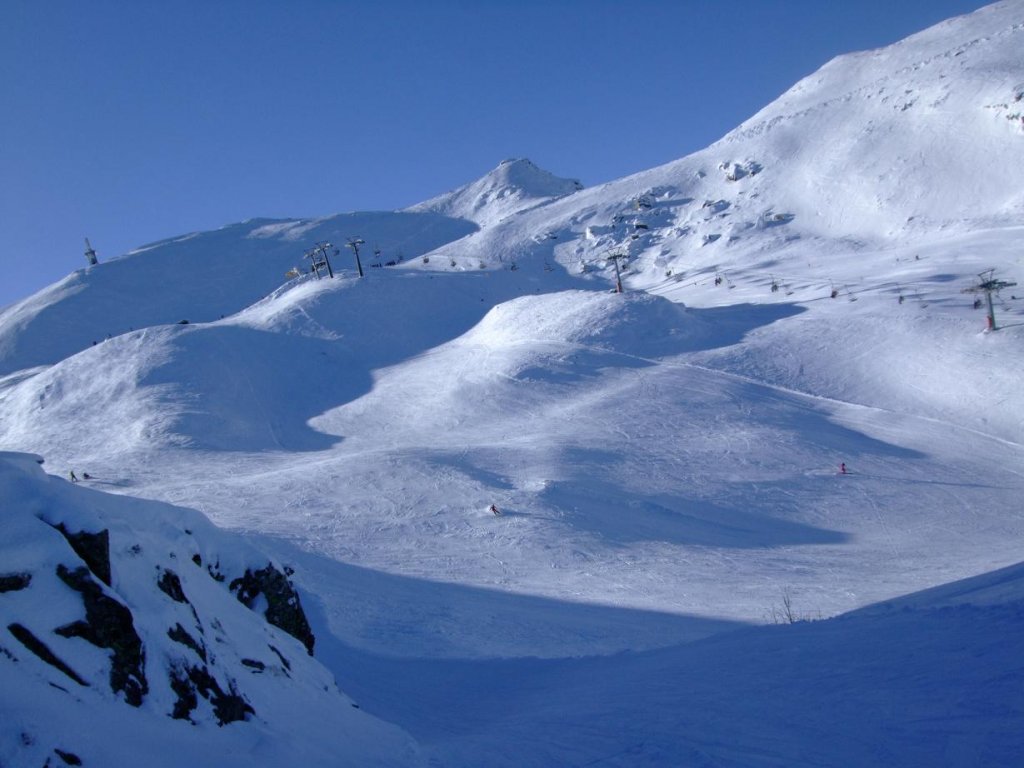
[405, 158, 583, 226]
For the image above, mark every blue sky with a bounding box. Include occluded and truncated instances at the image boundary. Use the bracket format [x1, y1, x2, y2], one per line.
[0, 0, 988, 307]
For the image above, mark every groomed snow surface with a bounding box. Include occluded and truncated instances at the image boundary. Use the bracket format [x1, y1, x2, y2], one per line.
[2, 2, 1024, 765]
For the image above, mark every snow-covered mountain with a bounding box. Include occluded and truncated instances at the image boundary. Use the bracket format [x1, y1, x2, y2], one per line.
[2, 2, 1024, 766]
[0, 211, 480, 378]
[404, 157, 583, 226]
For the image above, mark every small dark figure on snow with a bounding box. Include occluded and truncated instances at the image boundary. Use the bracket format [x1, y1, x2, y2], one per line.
[69, 471, 79, 483]
[489, 504, 501, 516]
[839, 463, 848, 475]
[82, 473, 92, 480]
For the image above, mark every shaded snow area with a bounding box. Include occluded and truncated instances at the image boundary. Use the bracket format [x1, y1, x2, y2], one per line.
[2, 2, 1024, 765]
[0, 452, 418, 768]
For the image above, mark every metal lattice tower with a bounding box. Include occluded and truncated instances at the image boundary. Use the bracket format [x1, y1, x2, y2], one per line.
[962, 269, 1017, 331]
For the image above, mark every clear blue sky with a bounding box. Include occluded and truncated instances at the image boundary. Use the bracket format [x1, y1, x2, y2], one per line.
[0, 0, 988, 308]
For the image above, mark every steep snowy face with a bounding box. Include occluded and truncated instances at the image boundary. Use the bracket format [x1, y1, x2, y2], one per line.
[405, 158, 584, 226]
[424, 1, 1024, 307]
[711, 0, 1024, 239]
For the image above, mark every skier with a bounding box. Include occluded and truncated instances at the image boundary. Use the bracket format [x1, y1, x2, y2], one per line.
[489, 504, 501, 516]
[82, 473, 92, 480]
[69, 471, 79, 483]
[839, 462, 848, 475]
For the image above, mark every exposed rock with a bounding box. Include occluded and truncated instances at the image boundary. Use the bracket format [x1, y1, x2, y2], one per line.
[230, 565, 315, 655]
[170, 663, 254, 726]
[241, 658, 265, 672]
[53, 525, 111, 586]
[268, 644, 291, 673]
[6, 622, 89, 687]
[167, 622, 207, 663]
[157, 568, 187, 603]
[0, 572, 32, 593]
[53, 748, 82, 765]
[169, 665, 198, 721]
[55, 565, 148, 706]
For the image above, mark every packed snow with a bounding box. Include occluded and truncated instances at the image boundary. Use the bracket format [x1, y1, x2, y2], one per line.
[2, 2, 1023, 765]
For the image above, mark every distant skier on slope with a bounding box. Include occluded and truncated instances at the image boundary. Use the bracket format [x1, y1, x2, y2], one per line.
[839, 462, 848, 475]
[489, 504, 501, 516]
[69, 471, 79, 483]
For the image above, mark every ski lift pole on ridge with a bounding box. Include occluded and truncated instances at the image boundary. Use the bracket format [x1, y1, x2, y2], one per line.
[304, 242, 336, 279]
[607, 252, 626, 293]
[317, 241, 337, 278]
[346, 237, 365, 278]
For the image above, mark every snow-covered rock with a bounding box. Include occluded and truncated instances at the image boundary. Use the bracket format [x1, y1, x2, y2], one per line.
[0, 452, 419, 767]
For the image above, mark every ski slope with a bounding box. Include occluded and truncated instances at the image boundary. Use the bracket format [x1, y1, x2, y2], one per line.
[2, 2, 1024, 765]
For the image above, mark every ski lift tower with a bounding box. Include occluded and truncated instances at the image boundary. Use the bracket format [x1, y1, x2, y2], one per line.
[962, 269, 1017, 331]
[315, 241, 337, 278]
[607, 252, 626, 293]
[346, 237, 365, 278]
[304, 246, 329, 279]
[84, 238, 98, 266]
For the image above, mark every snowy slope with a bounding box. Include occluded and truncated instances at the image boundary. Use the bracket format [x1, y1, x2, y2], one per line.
[409, 0, 1024, 439]
[331, 561, 1024, 767]
[719, 0, 1024, 239]
[0, 211, 476, 377]
[0, 0, 1018, 628]
[404, 157, 583, 227]
[1, 3, 1024, 766]
[0, 451, 419, 768]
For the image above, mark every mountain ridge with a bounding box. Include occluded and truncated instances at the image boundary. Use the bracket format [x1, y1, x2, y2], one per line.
[404, 157, 583, 226]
